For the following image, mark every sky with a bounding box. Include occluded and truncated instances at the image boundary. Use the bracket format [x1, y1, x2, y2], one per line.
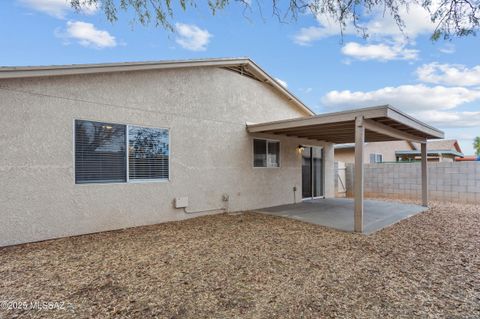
[1, 0, 479, 154]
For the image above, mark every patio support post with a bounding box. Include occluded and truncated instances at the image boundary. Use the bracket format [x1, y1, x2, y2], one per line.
[354, 116, 364, 232]
[421, 142, 428, 207]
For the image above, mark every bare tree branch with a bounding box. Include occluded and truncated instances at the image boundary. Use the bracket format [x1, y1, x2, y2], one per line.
[69, 0, 480, 40]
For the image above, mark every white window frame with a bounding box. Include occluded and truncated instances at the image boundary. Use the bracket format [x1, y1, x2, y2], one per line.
[253, 138, 280, 168]
[74, 119, 171, 184]
[370, 153, 383, 163]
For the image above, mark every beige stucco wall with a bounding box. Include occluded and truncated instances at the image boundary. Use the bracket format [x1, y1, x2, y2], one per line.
[334, 140, 413, 163]
[0, 67, 334, 246]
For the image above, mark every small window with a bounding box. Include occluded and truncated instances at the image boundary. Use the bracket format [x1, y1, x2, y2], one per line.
[370, 153, 383, 163]
[128, 126, 169, 180]
[253, 139, 280, 168]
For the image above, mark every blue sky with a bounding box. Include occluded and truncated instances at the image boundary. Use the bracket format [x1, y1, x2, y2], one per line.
[1, 0, 479, 154]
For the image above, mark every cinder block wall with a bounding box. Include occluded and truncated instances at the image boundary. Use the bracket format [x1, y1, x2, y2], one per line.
[345, 162, 480, 203]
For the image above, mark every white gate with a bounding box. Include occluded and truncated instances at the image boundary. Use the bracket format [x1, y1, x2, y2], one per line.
[335, 161, 347, 197]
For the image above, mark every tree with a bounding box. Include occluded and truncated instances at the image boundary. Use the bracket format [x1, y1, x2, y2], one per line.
[71, 0, 479, 40]
[474, 137, 480, 156]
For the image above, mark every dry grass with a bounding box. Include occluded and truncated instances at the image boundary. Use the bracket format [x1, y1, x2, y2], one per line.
[1, 201, 479, 318]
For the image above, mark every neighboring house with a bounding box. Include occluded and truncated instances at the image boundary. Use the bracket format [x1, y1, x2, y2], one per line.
[334, 141, 415, 163]
[335, 139, 463, 163]
[0, 58, 443, 246]
[396, 139, 464, 162]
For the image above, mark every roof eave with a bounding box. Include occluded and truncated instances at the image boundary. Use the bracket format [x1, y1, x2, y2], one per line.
[385, 105, 444, 139]
[0, 58, 252, 79]
[0, 57, 316, 117]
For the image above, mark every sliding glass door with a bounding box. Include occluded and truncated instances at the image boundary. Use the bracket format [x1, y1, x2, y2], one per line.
[301, 146, 324, 199]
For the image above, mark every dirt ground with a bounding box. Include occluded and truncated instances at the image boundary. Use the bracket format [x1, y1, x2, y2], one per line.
[1, 201, 479, 318]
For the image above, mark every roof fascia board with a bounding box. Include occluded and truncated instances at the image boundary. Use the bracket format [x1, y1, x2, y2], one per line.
[247, 106, 388, 133]
[0, 59, 250, 80]
[386, 106, 444, 139]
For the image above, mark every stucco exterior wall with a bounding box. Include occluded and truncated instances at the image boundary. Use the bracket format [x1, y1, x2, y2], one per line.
[0, 67, 334, 246]
[334, 140, 414, 163]
[334, 148, 356, 164]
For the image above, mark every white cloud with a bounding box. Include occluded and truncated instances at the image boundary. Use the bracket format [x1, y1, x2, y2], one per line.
[300, 87, 313, 94]
[274, 78, 288, 88]
[415, 110, 480, 128]
[321, 84, 480, 112]
[439, 43, 456, 54]
[294, 3, 435, 46]
[294, 25, 337, 46]
[341, 42, 418, 61]
[175, 23, 212, 51]
[19, 0, 97, 19]
[293, 16, 347, 45]
[416, 63, 480, 86]
[56, 21, 117, 48]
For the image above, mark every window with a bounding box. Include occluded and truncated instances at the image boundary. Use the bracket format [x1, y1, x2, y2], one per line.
[128, 126, 169, 180]
[75, 120, 127, 184]
[253, 139, 280, 167]
[369, 153, 383, 163]
[75, 120, 169, 184]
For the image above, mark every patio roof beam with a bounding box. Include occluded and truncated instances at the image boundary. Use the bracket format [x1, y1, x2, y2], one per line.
[247, 107, 389, 133]
[363, 119, 427, 143]
[247, 107, 444, 146]
[266, 122, 354, 134]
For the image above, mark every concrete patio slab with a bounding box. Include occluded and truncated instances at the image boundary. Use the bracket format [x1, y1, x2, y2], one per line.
[256, 198, 428, 234]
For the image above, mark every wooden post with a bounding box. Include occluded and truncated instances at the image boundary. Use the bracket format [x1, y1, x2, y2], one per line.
[354, 116, 364, 232]
[421, 142, 428, 207]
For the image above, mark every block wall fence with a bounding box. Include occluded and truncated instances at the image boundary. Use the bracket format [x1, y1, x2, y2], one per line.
[344, 162, 480, 204]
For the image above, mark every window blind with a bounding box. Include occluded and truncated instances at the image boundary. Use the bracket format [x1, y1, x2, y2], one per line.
[128, 126, 169, 180]
[75, 120, 127, 183]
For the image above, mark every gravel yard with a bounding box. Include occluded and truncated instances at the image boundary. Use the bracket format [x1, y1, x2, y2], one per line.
[1, 201, 479, 318]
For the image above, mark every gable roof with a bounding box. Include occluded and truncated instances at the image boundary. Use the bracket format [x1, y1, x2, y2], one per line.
[0, 57, 314, 116]
[427, 139, 463, 153]
[411, 139, 463, 153]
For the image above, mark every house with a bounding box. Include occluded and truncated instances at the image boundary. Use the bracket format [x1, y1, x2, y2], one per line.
[0, 58, 443, 246]
[335, 139, 462, 163]
[335, 140, 415, 163]
[396, 139, 464, 162]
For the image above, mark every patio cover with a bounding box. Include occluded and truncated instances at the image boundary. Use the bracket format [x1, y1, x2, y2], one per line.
[247, 105, 444, 232]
